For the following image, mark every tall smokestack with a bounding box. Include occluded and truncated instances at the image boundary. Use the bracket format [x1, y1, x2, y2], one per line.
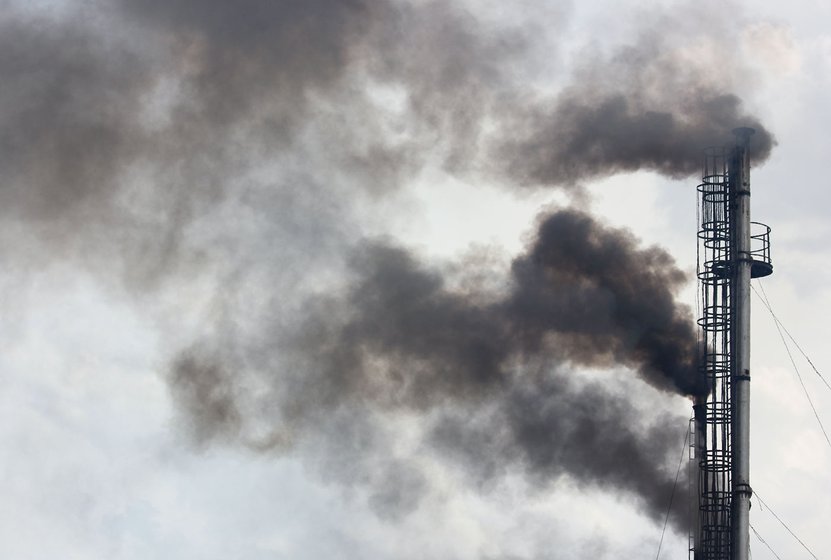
[694, 127, 772, 559]
[729, 126, 755, 560]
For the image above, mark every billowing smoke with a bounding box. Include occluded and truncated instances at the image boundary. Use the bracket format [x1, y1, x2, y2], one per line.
[169, 207, 699, 526]
[1, 0, 775, 547]
[497, 29, 775, 186]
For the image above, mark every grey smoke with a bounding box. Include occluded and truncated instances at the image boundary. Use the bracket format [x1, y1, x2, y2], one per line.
[0, 2, 773, 238]
[495, 22, 775, 186]
[501, 92, 772, 186]
[1, 0, 774, 547]
[0, 14, 147, 222]
[171, 208, 698, 527]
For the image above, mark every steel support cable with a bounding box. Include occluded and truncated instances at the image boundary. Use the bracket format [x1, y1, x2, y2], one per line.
[751, 283, 831, 449]
[754, 492, 820, 560]
[753, 283, 831, 392]
[654, 424, 690, 560]
[750, 523, 783, 560]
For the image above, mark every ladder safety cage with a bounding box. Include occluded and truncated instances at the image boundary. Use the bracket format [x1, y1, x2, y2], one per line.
[695, 146, 734, 560]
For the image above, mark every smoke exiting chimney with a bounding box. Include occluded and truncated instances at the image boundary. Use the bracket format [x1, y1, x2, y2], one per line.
[0, 0, 777, 544]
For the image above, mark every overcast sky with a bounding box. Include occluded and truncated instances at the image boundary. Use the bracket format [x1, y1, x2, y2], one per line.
[1, 0, 829, 559]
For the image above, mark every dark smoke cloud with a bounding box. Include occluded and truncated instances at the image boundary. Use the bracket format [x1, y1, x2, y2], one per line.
[0, 0, 773, 249]
[0, 14, 148, 222]
[0, 1, 391, 278]
[509, 210, 703, 396]
[501, 92, 773, 186]
[118, 0, 382, 126]
[0, 0, 776, 550]
[170, 208, 698, 527]
[274, 208, 703, 409]
[431, 373, 689, 527]
[497, 29, 775, 186]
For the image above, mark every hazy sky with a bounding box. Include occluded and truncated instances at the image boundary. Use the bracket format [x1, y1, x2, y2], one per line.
[1, 0, 829, 559]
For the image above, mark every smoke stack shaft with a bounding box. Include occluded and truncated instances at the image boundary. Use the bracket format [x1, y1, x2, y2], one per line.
[730, 127, 754, 560]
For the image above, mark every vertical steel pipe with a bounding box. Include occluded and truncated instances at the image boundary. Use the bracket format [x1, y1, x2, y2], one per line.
[693, 397, 707, 560]
[730, 127, 754, 560]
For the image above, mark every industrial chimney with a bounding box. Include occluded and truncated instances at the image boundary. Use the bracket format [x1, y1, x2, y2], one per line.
[692, 128, 772, 560]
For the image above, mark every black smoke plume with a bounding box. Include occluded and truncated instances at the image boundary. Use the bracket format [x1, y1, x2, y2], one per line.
[170, 208, 700, 527]
[0, 0, 776, 549]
